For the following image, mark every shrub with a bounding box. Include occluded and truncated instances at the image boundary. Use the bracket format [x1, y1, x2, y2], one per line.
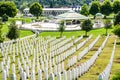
[112, 71, 120, 80]
[113, 25, 120, 37]
[114, 11, 120, 25]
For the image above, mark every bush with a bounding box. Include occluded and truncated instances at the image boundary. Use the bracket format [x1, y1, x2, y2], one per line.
[113, 25, 120, 37]
[112, 71, 120, 80]
[2, 14, 8, 22]
[0, 21, 4, 42]
[114, 11, 120, 25]
[6, 21, 19, 40]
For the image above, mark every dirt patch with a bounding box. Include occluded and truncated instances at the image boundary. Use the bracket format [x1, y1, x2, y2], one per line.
[76, 62, 82, 67]
[90, 48, 98, 51]
[114, 58, 120, 63]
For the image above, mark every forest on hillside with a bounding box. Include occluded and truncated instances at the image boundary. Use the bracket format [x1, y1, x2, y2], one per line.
[0, 0, 93, 8]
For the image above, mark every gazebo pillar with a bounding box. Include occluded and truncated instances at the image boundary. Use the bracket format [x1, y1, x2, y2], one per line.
[64, 20, 66, 26]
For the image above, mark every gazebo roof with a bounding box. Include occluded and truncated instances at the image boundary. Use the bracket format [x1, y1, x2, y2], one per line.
[55, 10, 88, 20]
[96, 13, 103, 16]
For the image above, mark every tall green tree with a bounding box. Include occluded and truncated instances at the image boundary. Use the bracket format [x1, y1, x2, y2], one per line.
[19, 1, 28, 13]
[104, 20, 112, 35]
[58, 21, 65, 38]
[100, 0, 112, 18]
[81, 19, 93, 36]
[0, 1, 17, 17]
[113, 0, 120, 14]
[29, 2, 43, 19]
[0, 21, 4, 42]
[114, 11, 120, 25]
[89, 1, 100, 18]
[6, 21, 19, 40]
[80, 4, 89, 16]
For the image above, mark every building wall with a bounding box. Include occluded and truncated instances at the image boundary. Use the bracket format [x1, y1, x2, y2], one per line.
[23, 8, 72, 17]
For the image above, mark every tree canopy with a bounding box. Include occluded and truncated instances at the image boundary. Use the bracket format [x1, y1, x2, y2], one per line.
[113, 0, 120, 14]
[114, 11, 120, 25]
[58, 21, 65, 38]
[89, 1, 100, 16]
[81, 19, 93, 36]
[80, 4, 89, 16]
[100, 0, 112, 17]
[104, 20, 112, 35]
[0, 1, 17, 17]
[29, 2, 43, 19]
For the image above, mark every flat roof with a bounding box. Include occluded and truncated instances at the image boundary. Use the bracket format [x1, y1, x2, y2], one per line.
[24, 8, 72, 11]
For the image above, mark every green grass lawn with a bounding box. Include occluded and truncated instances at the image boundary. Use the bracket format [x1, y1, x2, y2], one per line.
[1, 18, 34, 41]
[40, 28, 113, 38]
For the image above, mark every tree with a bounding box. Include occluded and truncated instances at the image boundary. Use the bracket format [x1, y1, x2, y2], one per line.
[80, 4, 89, 16]
[81, 19, 93, 36]
[0, 1, 17, 17]
[19, 1, 28, 13]
[100, 0, 112, 18]
[0, 21, 4, 42]
[29, 2, 43, 19]
[58, 21, 65, 38]
[2, 14, 8, 22]
[113, 0, 120, 14]
[114, 11, 120, 25]
[113, 25, 120, 37]
[89, 1, 100, 18]
[104, 20, 112, 35]
[6, 21, 19, 40]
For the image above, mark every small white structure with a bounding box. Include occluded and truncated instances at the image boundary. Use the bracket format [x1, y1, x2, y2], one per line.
[93, 13, 104, 28]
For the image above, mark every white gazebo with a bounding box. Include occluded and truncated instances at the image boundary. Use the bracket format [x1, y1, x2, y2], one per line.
[93, 13, 104, 28]
[55, 10, 88, 25]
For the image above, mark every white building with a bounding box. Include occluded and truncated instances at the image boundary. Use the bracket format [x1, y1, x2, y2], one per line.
[23, 8, 72, 17]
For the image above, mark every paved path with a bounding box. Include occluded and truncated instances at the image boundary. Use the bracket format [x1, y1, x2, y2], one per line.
[20, 22, 104, 32]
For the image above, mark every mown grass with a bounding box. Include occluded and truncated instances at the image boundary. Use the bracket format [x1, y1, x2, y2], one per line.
[1, 18, 34, 41]
[79, 36, 115, 80]
[40, 28, 113, 38]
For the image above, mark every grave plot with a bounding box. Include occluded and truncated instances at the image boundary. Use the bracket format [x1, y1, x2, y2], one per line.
[0, 34, 117, 80]
[109, 38, 120, 80]
[79, 35, 116, 80]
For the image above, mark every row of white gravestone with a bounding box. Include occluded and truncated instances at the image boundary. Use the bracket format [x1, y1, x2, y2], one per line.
[71, 40, 104, 79]
[50, 41, 73, 58]
[74, 35, 83, 44]
[77, 35, 92, 50]
[2, 63, 16, 80]
[0, 35, 58, 79]
[65, 34, 110, 79]
[54, 46, 76, 65]
[88, 35, 100, 50]
[50, 36, 66, 46]
[0, 34, 96, 79]
[68, 56, 77, 67]
[50, 37, 72, 52]
[78, 35, 100, 60]
[46, 36, 56, 43]
[98, 40, 116, 80]
[2, 69, 16, 80]
[0, 34, 36, 49]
